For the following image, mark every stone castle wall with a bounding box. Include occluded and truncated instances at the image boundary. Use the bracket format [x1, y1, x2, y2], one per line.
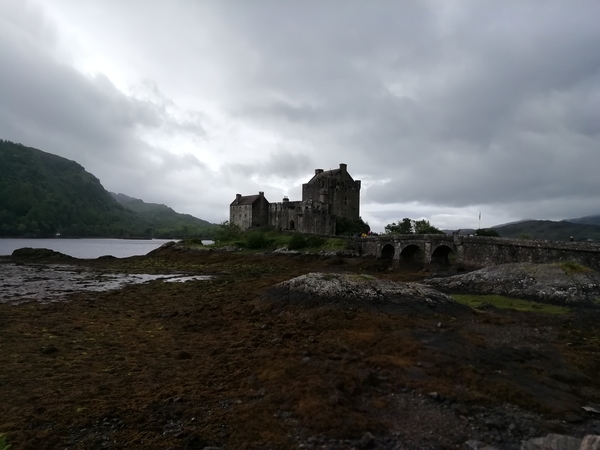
[301, 164, 361, 221]
[232, 163, 360, 236]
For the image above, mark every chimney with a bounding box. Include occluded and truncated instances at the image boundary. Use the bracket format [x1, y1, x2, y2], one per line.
[283, 196, 289, 202]
[339, 163, 347, 173]
[236, 194, 241, 203]
[315, 169, 324, 175]
[259, 191, 264, 197]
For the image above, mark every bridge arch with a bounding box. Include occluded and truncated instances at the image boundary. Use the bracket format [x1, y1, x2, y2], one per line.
[399, 244, 425, 267]
[430, 244, 455, 268]
[380, 243, 395, 260]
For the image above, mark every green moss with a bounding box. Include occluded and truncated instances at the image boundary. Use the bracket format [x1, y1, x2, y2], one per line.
[0, 433, 11, 450]
[556, 261, 593, 275]
[349, 274, 375, 282]
[452, 294, 569, 315]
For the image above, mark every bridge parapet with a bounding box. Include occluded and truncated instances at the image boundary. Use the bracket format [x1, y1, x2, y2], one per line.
[354, 235, 600, 270]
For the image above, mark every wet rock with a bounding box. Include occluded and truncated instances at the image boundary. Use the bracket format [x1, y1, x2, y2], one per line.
[424, 263, 600, 305]
[485, 418, 505, 430]
[11, 247, 74, 262]
[41, 344, 59, 355]
[564, 412, 583, 424]
[520, 434, 582, 450]
[429, 391, 442, 401]
[581, 436, 600, 450]
[176, 350, 192, 360]
[464, 440, 498, 450]
[360, 431, 375, 448]
[263, 272, 471, 315]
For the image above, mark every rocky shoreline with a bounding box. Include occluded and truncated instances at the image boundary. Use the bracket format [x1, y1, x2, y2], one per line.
[425, 262, 600, 306]
[1, 247, 599, 449]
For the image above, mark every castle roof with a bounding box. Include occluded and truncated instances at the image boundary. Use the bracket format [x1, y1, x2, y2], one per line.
[307, 168, 340, 183]
[230, 194, 261, 206]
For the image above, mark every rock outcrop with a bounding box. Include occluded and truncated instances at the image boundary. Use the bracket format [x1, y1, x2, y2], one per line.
[520, 433, 600, 450]
[11, 247, 74, 262]
[424, 263, 600, 305]
[264, 272, 470, 315]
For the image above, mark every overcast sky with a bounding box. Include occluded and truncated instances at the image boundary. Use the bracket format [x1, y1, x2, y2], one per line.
[1, 0, 599, 231]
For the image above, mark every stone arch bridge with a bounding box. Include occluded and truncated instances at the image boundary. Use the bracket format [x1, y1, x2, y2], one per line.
[354, 235, 600, 271]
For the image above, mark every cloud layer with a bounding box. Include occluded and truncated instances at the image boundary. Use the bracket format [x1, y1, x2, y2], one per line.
[1, 0, 599, 230]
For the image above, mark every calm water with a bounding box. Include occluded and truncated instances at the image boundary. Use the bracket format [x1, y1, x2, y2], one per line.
[0, 238, 206, 259]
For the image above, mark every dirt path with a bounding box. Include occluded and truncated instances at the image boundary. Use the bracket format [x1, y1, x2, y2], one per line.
[1, 251, 599, 449]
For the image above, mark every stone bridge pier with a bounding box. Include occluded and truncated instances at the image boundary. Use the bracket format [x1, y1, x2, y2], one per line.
[354, 235, 600, 271]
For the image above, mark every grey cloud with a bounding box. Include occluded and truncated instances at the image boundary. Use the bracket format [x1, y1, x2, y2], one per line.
[219, 1, 600, 219]
[3, 0, 600, 229]
[229, 149, 314, 180]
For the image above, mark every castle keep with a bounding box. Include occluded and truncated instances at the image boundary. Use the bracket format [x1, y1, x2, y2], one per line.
[230, 163, 361, 235]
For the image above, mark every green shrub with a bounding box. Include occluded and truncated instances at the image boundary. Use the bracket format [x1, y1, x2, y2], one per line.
[336, 217, 370, 236]
[475, 228, 500, 237]
[288, 234, 308, 250]
[244, 232, 272, 249]
[214, 221, 242, 242]
[181, 237, 204, 246]
[306, 235, 326, 248]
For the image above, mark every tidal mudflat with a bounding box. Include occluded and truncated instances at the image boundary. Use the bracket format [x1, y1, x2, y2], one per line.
[0, 260, 211, 305]
[1, 246, 599, 449]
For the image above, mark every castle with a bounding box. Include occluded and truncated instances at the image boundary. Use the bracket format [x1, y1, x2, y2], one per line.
[230, 163, 361, 235]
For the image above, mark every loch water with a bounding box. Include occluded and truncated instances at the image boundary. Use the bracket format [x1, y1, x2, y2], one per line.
[0, 238, 212, 259]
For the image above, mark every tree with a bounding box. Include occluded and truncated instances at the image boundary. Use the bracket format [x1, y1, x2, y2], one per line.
[336, 217, 370, 236]
[214, 220, 242, 242]
[413, 219, 444, 234]
[385, 218, 444, 235]
[385, 218, 413, 234]
[475, 228, 500, 237]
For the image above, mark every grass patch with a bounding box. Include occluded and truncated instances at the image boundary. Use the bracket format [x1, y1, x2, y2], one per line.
[349, 274, 375, 282]
[452, 294, 569, 315]
[213, 228, 351, 253]
[0, 434, 11, 450]
[556, 261, 593, 275]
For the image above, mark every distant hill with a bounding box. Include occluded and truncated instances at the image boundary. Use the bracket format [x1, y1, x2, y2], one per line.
[0, 139, 216, 238]
[565, 215, 600, 226]
[494, 220, 600, 242]
[110, 193, 218, 239]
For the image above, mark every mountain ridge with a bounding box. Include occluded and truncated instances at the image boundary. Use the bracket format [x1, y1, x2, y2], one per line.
[0, 139, 216, 238]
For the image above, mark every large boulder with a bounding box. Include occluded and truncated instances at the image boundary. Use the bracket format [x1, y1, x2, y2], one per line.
[263, 272, 470, 315]
[424, 263, 600, 305]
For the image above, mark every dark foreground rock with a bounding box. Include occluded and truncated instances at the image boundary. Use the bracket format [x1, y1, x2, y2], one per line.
[264, 272, 471, 315]
[11, 247, 74, 262]
[520, 433, 600, 450]
[424, 263, 600, 305]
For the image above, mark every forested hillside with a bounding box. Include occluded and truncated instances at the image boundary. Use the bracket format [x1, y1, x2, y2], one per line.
[566, 215, 600, 226]
[0, 140, 215, 238]
[111, 193, 218, 238]
[495, 219, 600, 241]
